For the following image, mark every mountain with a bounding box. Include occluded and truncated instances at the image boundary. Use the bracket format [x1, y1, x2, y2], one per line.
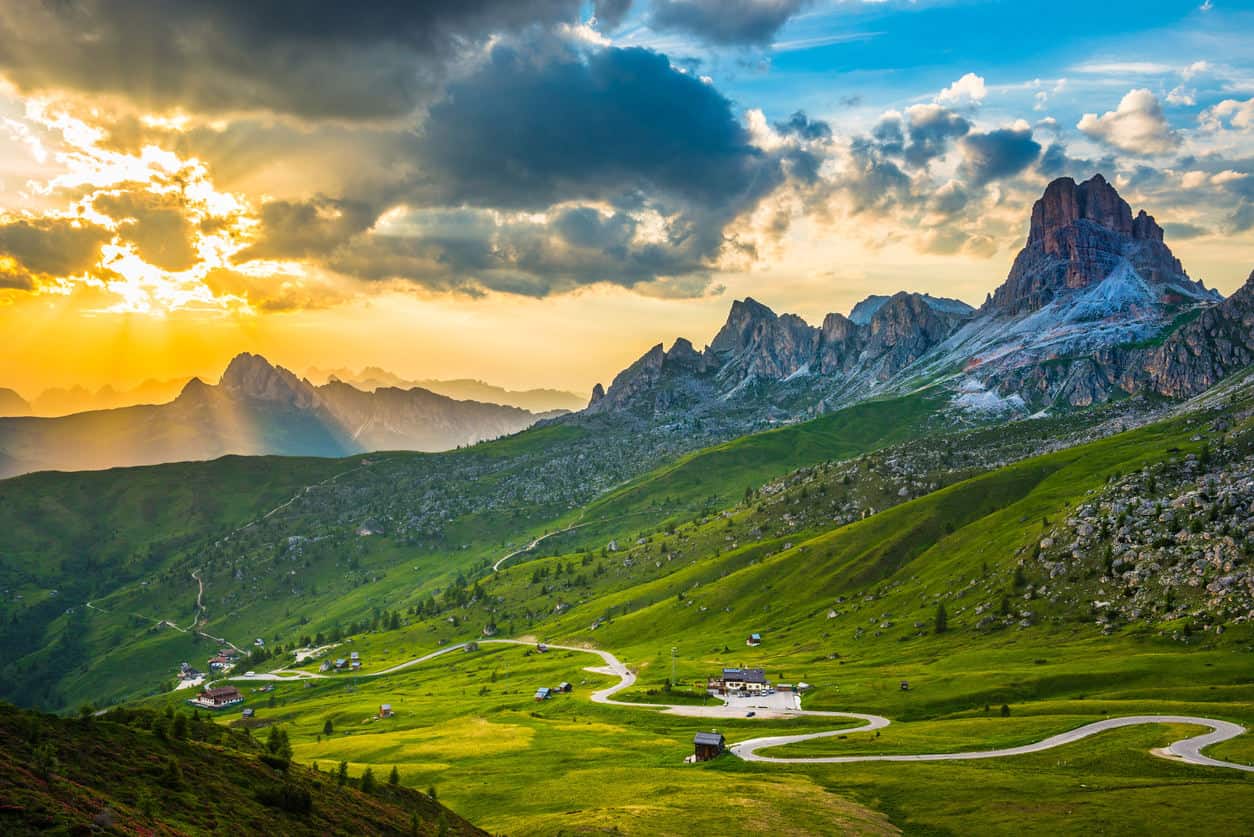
[587, 290, 975, 418]
[29, 378, 190, 416]
[589, 174, 1252, 419]
[308, 365, 585, 412]
[0, 387, 30, 417]
[0, 353, 553, 478]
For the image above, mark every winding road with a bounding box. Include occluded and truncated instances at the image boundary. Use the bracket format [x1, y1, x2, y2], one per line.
[224, 639, 1253, 773]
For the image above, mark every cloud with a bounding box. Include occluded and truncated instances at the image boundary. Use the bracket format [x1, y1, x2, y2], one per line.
[593, 0, 634, 30]
[0, 218, 110, 284]
[237, 197, 379, 261]
[935, 73, 986, 108]
[959, 125, 1041, 185]
[0, 1, 595, 121]
[649, 0, 808, 46]
[410, 44, 780, 213]
[92, 188, 198, 272]
[774, 111, 832, 142]
[201, 267, 347, 312]
[1166, 86, 1196, 106]
[901, 104, 971, 168]
[1200, 97, 1254, 133]
[1077, 89, 1179, 154]
[1162, 222, 1210, 240]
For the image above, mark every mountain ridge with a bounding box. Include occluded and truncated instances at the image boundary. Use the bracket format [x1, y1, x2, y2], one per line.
[586, 174, 1251, 419]
[0, 355, 557, 478]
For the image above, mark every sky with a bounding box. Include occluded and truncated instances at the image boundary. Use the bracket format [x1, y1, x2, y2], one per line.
[0, 0, 1251, 399]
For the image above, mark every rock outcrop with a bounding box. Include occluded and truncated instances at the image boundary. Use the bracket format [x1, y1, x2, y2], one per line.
[989, 174, 1211, 316]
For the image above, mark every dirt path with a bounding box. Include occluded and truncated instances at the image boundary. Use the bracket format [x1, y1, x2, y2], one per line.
[492, 523, 592, 572]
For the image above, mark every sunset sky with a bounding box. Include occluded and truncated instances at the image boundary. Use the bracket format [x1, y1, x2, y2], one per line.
[0, 0, 1252, 399]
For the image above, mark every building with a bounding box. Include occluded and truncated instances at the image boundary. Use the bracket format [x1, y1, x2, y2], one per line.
[242, 707, 255, 718]
[556, 682, 572, 693]
[708, 667, 770, 695]
[747, 632, 762, 646]
[693, 731, 725, 762]
[536, 643, 548, 653]
[379, 704, 393, 718]
[189, 686, 244, 709]
[334, 658, 347, 670]
[351, 659, 362, 671]
[534, 687, 552, 701]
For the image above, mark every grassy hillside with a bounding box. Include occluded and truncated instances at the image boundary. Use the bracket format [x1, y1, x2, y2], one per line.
[0, 702, 484, 835]
[578, 390, 946, 538]
[160, 372, 1253, 835]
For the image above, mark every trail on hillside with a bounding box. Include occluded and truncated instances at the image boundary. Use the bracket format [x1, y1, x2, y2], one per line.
[222, 638, 1253, 773]
[492, 522, 592, 572]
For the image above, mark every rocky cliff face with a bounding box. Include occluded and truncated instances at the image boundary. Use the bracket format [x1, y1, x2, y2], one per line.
[588, 291, 974, 417]
[989, 174, 1211, 316]
[588, 174, 1250, 421]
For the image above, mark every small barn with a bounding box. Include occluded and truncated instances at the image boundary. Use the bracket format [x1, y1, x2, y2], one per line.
[379, 704, 393, 718]
[746, 633, 762, 646]
[556, 682, 573, 693]
[534, 687, 552, 701]
[693, 731, 725, 762]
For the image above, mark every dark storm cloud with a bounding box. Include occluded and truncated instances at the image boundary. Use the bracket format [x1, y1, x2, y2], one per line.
[92, 189, 197, 272]
[234, 41, 789, 295]
[409, 44, 781, 213]
[649, 0, 809, 46]
[959, 126, 1042, 185]
[0, 0, 591, 120]
[0, 218, 110, 281]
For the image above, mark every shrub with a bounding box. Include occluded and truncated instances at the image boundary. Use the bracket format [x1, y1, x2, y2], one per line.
[256, 782, 312, 814]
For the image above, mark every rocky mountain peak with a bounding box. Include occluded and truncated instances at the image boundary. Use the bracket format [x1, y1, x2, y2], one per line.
[708, 297, 779, 359]
[990, 173, 1203, 316]
[219, 352, 318, 407]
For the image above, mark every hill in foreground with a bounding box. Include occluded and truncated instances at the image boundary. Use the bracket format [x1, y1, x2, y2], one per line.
[0, 702, 484, 836]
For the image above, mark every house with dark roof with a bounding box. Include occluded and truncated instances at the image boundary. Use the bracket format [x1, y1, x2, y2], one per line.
[693, 731, 725, 762]
[188, 686, 244, 709]
[708, 667, 770, 695]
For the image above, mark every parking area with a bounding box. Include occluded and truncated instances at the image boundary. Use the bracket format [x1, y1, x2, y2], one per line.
[722, 690, 801, 713]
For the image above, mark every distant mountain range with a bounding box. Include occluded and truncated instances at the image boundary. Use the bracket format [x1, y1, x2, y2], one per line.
[306, 367, 586, 413]
[588, 174, 1253, 421]
[0, 354, 560, 478]
[0, 370, 584, 418]
[0, 378, 191, 417]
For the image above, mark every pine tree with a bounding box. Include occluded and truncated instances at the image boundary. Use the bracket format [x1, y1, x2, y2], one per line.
[934, 602, 948, 634]
[389, 764, 400, 785]
[337, 760, 348, 786]
[360, 766, 376, 794]
[323, 718, 334, 736]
